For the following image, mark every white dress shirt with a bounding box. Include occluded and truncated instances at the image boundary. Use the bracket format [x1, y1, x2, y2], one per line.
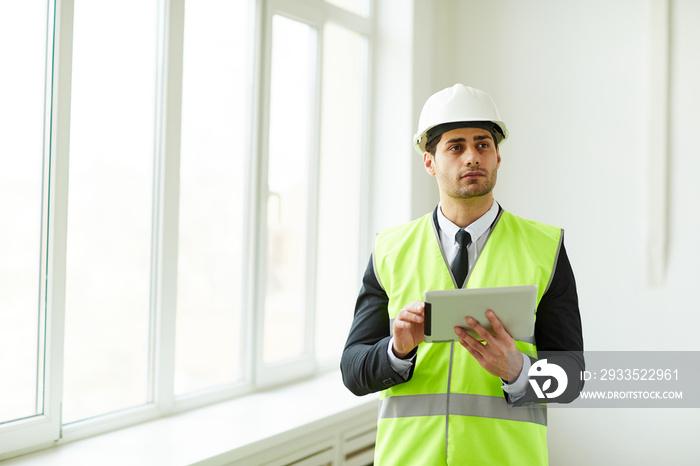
[436, 199, 500, 273]
[387, 201, 530, 400]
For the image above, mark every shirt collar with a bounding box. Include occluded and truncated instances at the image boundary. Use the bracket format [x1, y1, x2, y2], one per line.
[437, 200, 500, 244]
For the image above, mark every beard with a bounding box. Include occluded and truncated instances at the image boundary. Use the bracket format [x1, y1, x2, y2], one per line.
[440, 167, 497, 200]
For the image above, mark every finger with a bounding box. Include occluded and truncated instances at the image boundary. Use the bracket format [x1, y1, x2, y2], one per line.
[393, 319, 412, 330]
[399, 302, 424, 318]
[455, 326, 479, 344]
[465, 316, 493, 342]
[464, 343, 486, 366]
[409, 301, 426, 312]
[398, 308, 423, 324]
[485, 309, 510, 339]
[455, 327, 485, 353]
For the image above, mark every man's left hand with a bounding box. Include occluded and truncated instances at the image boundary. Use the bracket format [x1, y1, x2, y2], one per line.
[454, 309, 523, 382]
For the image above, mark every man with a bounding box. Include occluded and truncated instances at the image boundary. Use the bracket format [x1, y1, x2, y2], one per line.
[340, 84, 584, 465]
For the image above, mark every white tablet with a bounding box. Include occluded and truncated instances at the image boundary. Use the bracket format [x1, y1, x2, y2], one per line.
[423, 285, 537, 343]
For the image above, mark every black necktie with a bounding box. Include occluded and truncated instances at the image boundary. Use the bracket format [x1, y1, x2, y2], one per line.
[452, 229, 471, 288]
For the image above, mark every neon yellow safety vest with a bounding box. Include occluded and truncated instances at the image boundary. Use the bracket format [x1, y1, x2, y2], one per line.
[373, 209, 562, 465]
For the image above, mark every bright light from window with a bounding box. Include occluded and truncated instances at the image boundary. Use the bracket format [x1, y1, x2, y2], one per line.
[174, 0, 251, 396]
[0, 0, 49, 424]
[315, 22, 366, 363]
[0, 0, 374, 456]
[263, 15, 317, 364]
[63, 0, 158, 423]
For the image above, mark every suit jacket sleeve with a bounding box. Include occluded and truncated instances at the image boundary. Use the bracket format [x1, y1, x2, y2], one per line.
[508, 240, 585, 405]
[340, 255, 416, 396]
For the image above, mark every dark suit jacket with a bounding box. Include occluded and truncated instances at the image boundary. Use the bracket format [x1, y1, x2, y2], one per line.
[340, 207, 585, 405]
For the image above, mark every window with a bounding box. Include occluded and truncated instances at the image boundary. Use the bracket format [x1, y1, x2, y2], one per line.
[63, 0, 159, 424]
[0, 0, 61, 456]
[315, 22, 367, 364]
[256, 2, 370, 386]
[0, 0, 371, 459]
[262, 14, 318, 366]
[0, 0, 51, 426]
[174, 0, 252, 397]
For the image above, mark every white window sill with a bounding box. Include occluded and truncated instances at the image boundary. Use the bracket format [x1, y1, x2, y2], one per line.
[4, 371, 379, 465]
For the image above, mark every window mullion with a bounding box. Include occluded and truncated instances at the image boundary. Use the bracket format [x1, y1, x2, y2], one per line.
[152, 0, 186, 415]
[253, 1, 275, 387]
[244, 0, 265, 389]
[305, 21, 323, 363]
[358, 33, 373, 274]
[44, 0, 74, 434]
[322, 1, 371, 35]
[255, 3, 322, 388]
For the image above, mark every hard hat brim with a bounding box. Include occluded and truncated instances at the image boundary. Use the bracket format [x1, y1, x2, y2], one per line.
[413, 120, 508, 154]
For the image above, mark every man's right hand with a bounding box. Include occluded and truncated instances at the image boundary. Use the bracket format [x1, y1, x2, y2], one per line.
[392, 301, 425, 358]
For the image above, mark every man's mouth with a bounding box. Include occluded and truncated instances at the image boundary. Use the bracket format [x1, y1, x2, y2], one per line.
[461, 170, 485, 179]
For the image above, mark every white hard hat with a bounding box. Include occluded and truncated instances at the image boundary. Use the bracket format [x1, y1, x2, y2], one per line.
[413, 84, 508, 154]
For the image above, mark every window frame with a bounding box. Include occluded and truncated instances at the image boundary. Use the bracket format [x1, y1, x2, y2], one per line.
[0, 0, 68, 458]
[254, 0, 324, 388]
[254, 0, 372, 388]
[0, 0, 373, 459]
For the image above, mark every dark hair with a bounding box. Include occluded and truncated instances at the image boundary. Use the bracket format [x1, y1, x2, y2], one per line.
[425, 135, 441, 155]
[424, 121, 503, 155]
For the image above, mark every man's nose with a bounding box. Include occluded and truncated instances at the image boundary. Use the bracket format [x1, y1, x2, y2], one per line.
[462, 146, 480, 165]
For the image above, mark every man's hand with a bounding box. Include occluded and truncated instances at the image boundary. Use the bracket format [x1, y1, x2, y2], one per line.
[454, 309, 523, 382]
[392, 301, 425, 358]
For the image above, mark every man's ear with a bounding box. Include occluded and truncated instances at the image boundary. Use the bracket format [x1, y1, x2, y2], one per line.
[496, 146, 501, 168]
[424, 152, 436, 176]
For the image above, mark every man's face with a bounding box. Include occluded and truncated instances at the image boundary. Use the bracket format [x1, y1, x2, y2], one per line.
[424, 127, 501, 201]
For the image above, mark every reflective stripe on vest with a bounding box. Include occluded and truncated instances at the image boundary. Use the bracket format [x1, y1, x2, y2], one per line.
[378, 393, 547, 426]
[373, 209, 561, 465]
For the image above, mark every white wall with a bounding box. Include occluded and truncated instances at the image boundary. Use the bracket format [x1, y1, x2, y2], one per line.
[369, 0, 443, 238]
[369, 0, 418, 246]
[424, 0, 700, 464]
